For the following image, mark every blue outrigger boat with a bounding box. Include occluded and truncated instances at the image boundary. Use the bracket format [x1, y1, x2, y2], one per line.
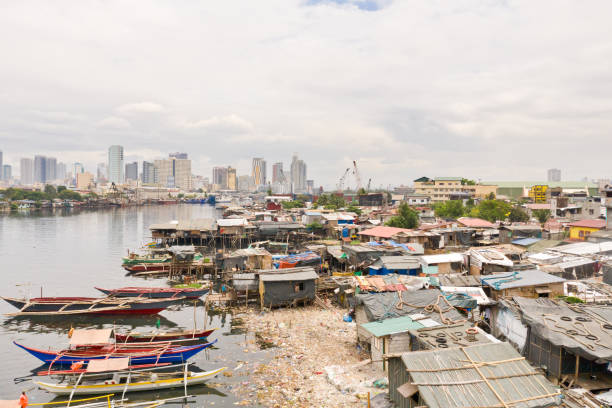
[14, 339, 215, 365]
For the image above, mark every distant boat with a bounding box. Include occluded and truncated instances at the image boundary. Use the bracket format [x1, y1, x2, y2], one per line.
[95, 286, 209, 300]
[1, 296, 180, 316]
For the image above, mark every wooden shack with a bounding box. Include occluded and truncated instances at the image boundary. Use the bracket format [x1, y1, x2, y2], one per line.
[481, 269, 565, 300]
[258, 267, 318, 308]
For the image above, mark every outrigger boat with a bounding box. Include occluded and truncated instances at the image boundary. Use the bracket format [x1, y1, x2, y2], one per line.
[95, 286, 209, 300]
[1, 296, 181, 316]
[14, 328, 216, 365]
[115, 328, 216, 343]
[122, 246, 204, 272]
[34, 358, 227, 396]
[0, 394, 197, 408]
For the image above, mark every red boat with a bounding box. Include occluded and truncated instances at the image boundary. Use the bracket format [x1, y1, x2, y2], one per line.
[95, 286, 209, 299]
[115, 328, 216, 343]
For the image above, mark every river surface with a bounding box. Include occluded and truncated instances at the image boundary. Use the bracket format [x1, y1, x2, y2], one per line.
[0, 205, 267, 407]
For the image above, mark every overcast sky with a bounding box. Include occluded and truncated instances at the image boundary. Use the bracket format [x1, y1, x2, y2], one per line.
[1, 0, 611, 188]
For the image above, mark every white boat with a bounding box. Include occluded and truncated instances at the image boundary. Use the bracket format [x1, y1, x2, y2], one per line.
[35, 358, 226, 396]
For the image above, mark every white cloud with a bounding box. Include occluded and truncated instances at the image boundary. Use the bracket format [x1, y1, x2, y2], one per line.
[180, 114, 254, 133]
[116, 102, 165, 116]
[97, 116, 131, 129]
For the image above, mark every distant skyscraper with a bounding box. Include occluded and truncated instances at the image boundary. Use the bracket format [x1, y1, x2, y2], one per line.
[252, 158, 266, 186]
[238, 175, 254, 192]
[3, 165, 12, 181]
[56, 162, 67, 182]
[20, 158, 33, 185]
[169, 152, 188, 159]
[306, 180, 314, 194]
[108, 145, 124, 184]
[547, 168, 561, 182]
[0, 150, 3, 180]
[45, 157, 57, 182]
[125, 161, 138, 181]
[142, 161, 155, 184]
[227, 167, 237, 190]
[154, 155, 192, 189]
[34, 155, 46, 183]
[96, 163, 107, 182]
[272, 162, 284, 184]
[290, 154, 307, 193]
[212, 167, 228, 190]
[74, 162, 85, 175]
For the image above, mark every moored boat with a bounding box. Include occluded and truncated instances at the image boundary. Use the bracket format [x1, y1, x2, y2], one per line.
[95, 286, 209, 299]
[115, 328, 216, 343]
[1, 296, 181, 316]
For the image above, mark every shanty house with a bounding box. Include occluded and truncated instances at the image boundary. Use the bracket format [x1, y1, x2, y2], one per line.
[499, 225, 542, 244]
[420, 253, 465, 275]
[368, 256, 422, 276]
[387, 342, 562, 408]
[222, 248, 273, 271]
[408, 322, 496, 351]
[568, 219, 606, 241]
[258, 267, 318, 308]
[358, 226, 411, 242]
[217, 218, 249, 235]
[468, 248, 513, 275]
[480, 270, 565, 300]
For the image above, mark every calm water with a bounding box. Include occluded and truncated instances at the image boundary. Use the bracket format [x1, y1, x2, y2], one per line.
[0, 205, 267, 406]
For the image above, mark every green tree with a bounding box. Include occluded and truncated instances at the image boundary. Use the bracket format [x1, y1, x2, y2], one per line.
[461, 178, 476, 186]
[357, 187, 367, 195]
[345, 205, 362, 215]
[266, 188, 272, 196]
[282, 200, 305, 209]
[508, 206, 530, 222]
[316, 194, 346, 210]
[44, 184, 57, 199]
[487, 192, 496, 200]
[434, 200, 466, 219]
[306, 221, 324, 230]
[385, 203, 419, 229]
[470, 199, 512, 222]
[533, 209, 551, 225]
[57, 185, 67, 193]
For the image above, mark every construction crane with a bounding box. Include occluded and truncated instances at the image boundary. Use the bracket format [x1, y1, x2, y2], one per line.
[352, 160, 362, 191]
[337, 168, 350, 192]
[366, 178, 372, 192]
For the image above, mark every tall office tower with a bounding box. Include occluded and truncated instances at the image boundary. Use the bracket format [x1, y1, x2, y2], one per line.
[238, 175, 254, 192]
[20, 158, 34, 185]
[306, 180, 314, 194]
[108, 145, 124, 184]
[3, 165, 12, 181]
[45, 157, 57, 182]
[34, 155, 47, 183]
[290, 154, 307, 193]
[96, 163, 107, 183]
[227, 166, 237, 190]
[212, 166, 229, 189]
[272, 162, 284, 183]
[154, 155, 192, 189]
[169, 152, 188, 159]
[252, 157, 266, 186]
[547, 168, 561, 182]
[142, 161, 155, 184]
[125, 161, 138, 181]
[56, 162, 67, 182]
[74, 162, 85, 176]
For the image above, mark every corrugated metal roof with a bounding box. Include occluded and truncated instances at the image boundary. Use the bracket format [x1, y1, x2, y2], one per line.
[260, 269, 318, 282]
[553, 241, 612, 255]
[457, 217, 496, 228]
[568, 219, 606, 228]
[360, 316, 424, 338]
[512, 237, 541, 246]
[358, 226, 411, 238]
[400, 342, 561, 408]
[217, 218, 248, 227]
[371, 256, 421, 270]
[420, 253, 464, 265]
[481, 270, 565, 290]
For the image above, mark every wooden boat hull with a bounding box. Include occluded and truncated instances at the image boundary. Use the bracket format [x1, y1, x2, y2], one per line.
[2, 297, 177, 316]
[123, 264, 170, 273]
[95, 287, 209, 300]
[35, 367, 226, 395]
[14, 340, 214, 365]
[115, 328, 216, 343]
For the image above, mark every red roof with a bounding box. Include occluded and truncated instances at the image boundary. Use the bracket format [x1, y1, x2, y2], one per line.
[358, 226, 411, 238]
[568, 219, 606, 229]
[457, 217, 496, 228]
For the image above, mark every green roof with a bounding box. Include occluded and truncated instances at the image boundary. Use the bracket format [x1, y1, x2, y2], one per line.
[360, 315, 424, 338]
[485, 181, 597, 188]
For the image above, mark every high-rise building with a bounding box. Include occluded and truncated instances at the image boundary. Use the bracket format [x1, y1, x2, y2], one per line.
[125, 161, 138, 181]
[252, 158, 266, 186]
[108, 145, 124, 184]
[0, 150, 3, 180]
[306, 180, 314, 194]
[169, 152, 188, 159]
[45, 157, 57, 182]
[227, 167, 237, 190]
[20, 158, 33, 185]
[547, 168, 561, 182]
[3, 165, 12, 181]
[34, 155, 46, 183]
[56, 162, 67, 182]
[142, 161, 155, 184]
[96, 163, 107, 183]
[212, 167, 228, 190]
[238, 175, 254, 192]
[272, 162, 284, 183]
[154, 155, 192, 190]
[290, 154, 307, 193]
